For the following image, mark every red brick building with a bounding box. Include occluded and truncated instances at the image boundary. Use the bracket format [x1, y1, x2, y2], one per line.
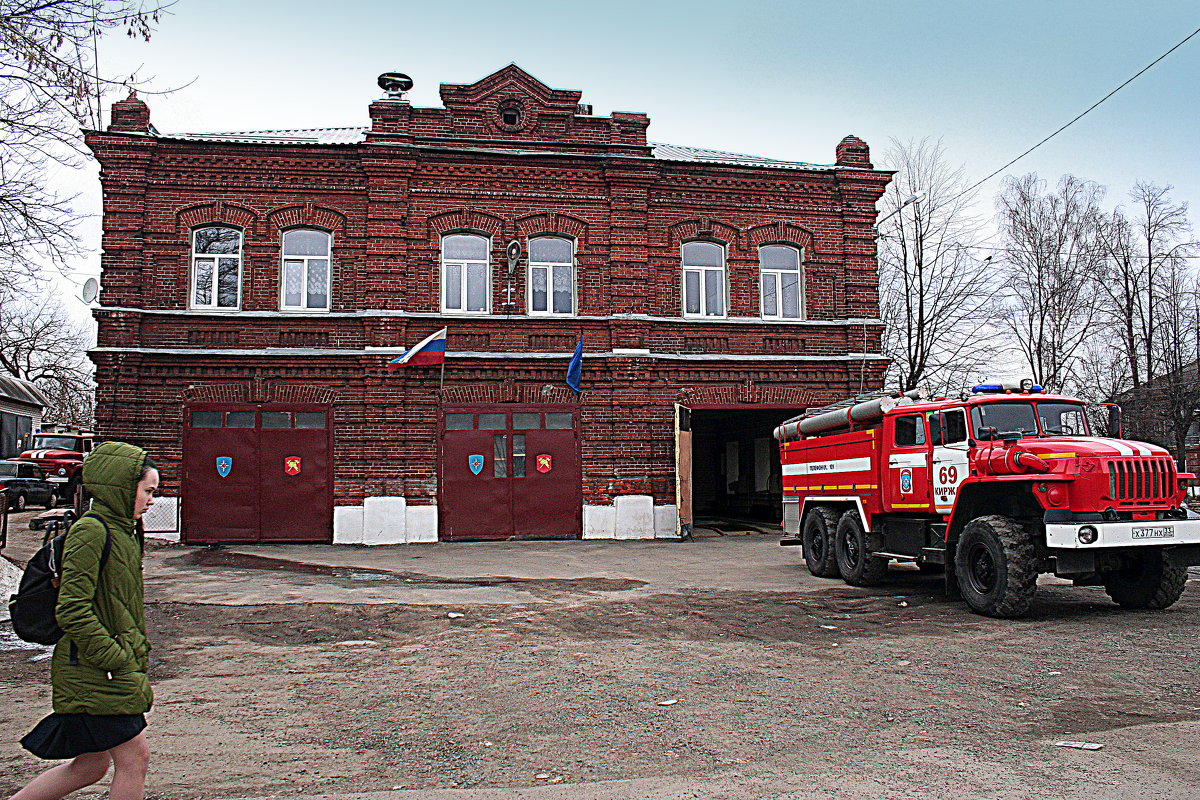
[85, 65, 891, 544]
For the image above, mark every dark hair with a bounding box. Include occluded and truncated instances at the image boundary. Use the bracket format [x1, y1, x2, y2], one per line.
[140, 454, 157, 480]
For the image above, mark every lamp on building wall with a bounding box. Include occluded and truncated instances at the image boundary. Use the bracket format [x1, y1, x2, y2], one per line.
[505, 240, 522, 276]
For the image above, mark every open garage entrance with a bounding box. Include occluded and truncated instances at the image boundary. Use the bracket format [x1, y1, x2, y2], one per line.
[676, 406, 804, 534]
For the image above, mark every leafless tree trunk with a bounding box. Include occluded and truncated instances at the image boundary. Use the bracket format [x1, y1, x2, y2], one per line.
[0, 0, 164, 292]
[0, 290, 95, 427]
[877, 138, 998, 396]
[997, 174, 1107, 393]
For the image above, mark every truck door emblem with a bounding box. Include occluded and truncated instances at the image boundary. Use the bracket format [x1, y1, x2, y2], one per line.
[284, 456, 302, 476]
[536, 454, 552, 473]
[216, 456, 232, 478]
[468, 454, 484, 475]
[900, 468, 913, 494]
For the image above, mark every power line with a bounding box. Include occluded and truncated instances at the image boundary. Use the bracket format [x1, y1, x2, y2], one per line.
[959, 24, 1200, 198]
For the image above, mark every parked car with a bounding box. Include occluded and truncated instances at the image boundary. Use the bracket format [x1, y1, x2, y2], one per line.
[0, 460, 57, 511]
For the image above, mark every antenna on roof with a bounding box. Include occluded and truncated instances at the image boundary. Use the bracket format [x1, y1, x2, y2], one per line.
[377, 72, 413, 100]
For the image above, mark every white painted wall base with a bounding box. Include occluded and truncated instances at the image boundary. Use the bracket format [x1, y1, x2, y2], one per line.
[143, 497, 180, 542]
[654, 504, 679, 538]
[334, 499, 439, 545]
[583, 497, 674, 539]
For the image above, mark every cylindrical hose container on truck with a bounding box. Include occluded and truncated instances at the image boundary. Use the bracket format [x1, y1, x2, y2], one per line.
[775, 383, 1200, 617]
[16, 430, 95, 503]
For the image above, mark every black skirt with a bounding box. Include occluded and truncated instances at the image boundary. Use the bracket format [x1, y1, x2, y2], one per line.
[20, 713, 146, 760]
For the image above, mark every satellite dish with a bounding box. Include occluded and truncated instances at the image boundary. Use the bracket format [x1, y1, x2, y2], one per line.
[81, 278, 99, 304]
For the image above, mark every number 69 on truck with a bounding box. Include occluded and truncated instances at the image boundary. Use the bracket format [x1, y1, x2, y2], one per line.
[775, 382, 1200, 618]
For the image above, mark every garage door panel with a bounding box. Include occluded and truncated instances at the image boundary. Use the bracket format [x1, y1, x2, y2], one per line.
[183, 420, 259, 543]
[441, 428, 511, 540]
[512, 429, 580, 538]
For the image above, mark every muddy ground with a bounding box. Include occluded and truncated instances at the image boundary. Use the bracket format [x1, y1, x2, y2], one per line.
[3, 510, 1200, 800]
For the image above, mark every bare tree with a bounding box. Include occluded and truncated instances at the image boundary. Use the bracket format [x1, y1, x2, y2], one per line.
[997, 173, 1107, 393]
[0, 0, 164, 292]
[877, 138, 999, 395]
[0, 290, 95, 426]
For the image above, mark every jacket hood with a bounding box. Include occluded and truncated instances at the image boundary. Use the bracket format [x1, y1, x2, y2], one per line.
[82, 441, 146, 523]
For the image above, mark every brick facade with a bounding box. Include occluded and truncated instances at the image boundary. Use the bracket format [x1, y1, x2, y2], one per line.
[86, 66, 892, 543]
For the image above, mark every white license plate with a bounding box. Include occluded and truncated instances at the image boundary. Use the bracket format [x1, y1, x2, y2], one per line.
[1132, 525, 1175, 539]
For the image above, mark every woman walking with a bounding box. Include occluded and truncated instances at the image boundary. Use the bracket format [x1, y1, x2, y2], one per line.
[12, 442, 159, 800]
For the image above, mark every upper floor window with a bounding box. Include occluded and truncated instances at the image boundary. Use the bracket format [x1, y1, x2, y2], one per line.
[442, 233, 489, 314]
[682, 241, 725, 317]
[759, 244, 803, 319]
[191, 226, 242, 310]
[281, 229, 331, 311]
[528, 236, 574, 315]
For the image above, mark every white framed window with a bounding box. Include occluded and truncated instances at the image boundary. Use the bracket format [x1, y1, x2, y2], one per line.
[528, 236, 574, 315]
[442, 233, 490, 314]
[281, 229, 331, 311]
[759, 244, 803, 319]
[191, 226, 243, 310]
[682, 241, 726, 317]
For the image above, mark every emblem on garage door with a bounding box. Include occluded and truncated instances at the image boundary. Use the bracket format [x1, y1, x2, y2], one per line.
[536, 454, 552, 473]
[284, 456, 302, 476]
[468, 454, 484, 475]
[216, 456, 232, 478]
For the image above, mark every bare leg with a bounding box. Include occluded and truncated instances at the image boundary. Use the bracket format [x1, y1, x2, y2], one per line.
[9, 752, 110, 800]
[107, 731, 149, 800]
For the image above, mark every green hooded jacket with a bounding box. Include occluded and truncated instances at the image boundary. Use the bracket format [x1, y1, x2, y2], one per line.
[51, 441, 153, 715]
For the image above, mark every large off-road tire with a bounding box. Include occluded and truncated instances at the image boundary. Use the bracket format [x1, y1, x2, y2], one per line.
[1102, 551, 1188, 610]
[801, 506, 840, 578]
[834, 510, 888, 586]
[954, 515, 1037, 618]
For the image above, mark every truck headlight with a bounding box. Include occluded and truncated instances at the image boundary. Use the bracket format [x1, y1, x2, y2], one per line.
[57, 467, 66, 475]
[1078, 525, 1099, 544]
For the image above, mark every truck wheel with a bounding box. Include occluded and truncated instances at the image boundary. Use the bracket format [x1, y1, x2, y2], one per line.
[835, 510, 888, 586]
[1102, 551, 1188, 610]
[12, 492, 26, 512]
[954, 515, 1037, 618]
[801, 506, 840, 578]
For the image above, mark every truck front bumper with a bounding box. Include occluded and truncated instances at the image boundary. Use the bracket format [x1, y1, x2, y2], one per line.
[1045, 518, 1200, 550]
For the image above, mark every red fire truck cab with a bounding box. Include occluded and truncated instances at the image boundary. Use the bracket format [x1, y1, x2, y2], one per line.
[776, 383, 1200, 617]
[17, 428, 96, 502]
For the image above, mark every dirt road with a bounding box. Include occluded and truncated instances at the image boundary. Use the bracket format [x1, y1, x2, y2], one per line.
[3, 514, 1199, 799]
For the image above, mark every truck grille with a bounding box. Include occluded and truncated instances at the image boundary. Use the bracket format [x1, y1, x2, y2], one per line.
[1107, 458, 1176, 502]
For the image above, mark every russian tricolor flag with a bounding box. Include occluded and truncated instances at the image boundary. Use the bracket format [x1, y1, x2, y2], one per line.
[387, 327, 448, 369]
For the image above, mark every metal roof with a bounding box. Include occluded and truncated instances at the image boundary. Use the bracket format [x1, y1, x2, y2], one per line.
[160, 128, 834, 170]
[0, 375, 51, 409]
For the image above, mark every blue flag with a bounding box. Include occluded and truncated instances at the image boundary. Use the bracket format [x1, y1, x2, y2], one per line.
[566, 335, 583, 394]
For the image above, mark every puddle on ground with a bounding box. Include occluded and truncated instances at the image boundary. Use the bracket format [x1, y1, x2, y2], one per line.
[168, 549, 645, 593]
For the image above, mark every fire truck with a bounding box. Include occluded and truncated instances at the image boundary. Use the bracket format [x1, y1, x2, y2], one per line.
[775, 382, 1200, 617]
[16, 426, 96, 503]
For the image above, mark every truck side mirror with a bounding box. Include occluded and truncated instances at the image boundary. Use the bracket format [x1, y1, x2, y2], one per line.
[1108, 404, 1123, 438]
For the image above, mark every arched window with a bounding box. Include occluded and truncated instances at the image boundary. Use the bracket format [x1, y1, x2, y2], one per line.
[682, 241, 725, 317]
[281, 228, 331, 311]
[442, 233, 490, 313]
[528, 236, 574, 315]
[759, 244, 803, 319]
[191, 226, 242, 309]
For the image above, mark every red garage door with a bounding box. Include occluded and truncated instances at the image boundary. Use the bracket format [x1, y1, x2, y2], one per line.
[182, 404, 332, 543]
[440, 406, 581, 541]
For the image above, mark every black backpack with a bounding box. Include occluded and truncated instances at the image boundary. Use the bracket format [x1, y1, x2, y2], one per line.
[7, 514, 111, 645]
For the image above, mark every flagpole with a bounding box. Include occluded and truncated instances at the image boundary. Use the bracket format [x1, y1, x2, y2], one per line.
[439, 358, 446, 394]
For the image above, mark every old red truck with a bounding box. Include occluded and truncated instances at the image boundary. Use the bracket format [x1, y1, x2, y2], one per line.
[16, 428, 96, 503]
[775, 383, 1200, 617]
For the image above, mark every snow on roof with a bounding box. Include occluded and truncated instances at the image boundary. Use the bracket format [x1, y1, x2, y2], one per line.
[160, 128, 833, 170]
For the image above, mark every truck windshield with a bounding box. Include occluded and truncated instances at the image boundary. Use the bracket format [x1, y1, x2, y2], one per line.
[970, 403, 1038, 439]
[31, 436, 82, 451]
[0, 463, 17, 476]
[1035, 402, 1090, 436]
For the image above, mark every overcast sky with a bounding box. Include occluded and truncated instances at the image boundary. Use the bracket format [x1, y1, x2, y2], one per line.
[55, 0, 1200, 309]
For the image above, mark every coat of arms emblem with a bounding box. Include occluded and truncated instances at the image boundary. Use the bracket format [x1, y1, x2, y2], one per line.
[284, 456, 302, 476]
[468, 454, 484, 475]
[216, 456, 232, 478]
[536, 454, 553, 473]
